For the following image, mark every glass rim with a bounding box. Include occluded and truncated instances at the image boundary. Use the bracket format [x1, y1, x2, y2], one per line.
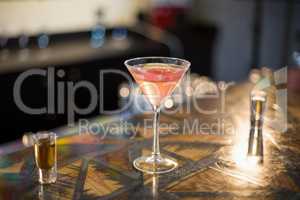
[250, 89, 267, 101]
[34, 131, 57, 143]
[251, 90, 267, 97]
[124, 56, 191, 69]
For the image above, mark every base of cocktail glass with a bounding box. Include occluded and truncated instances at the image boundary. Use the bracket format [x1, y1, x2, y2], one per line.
[133, 154, 178, 174]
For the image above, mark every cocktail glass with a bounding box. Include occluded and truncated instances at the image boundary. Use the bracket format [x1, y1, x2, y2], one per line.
[125, 57, 190, 174]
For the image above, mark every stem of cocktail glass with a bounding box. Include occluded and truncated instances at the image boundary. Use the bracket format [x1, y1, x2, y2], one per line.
[152, 107, 161, 157]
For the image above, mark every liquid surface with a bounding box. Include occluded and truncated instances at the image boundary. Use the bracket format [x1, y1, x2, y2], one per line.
[129, 63, 187, 106]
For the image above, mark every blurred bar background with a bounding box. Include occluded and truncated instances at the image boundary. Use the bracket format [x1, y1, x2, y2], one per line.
[0, 0, 299, 143]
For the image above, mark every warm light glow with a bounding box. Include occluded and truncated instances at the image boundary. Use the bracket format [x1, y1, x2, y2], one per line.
[231, 119, 261, 174]
[164, 98, 174, 108]
[22, 133, 34, 147]
[232, 148, 260, 172]
[119, 87, 130, 98]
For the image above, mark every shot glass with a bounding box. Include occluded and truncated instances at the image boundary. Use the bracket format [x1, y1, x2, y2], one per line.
[33, 132, 57, 184]
[247, 90, 267, 163]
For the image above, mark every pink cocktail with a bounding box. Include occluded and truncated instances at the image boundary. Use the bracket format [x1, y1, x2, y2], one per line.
[128, 64, 186, 107]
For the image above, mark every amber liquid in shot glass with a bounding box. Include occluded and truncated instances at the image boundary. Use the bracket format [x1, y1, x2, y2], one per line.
[34, 132, 57, 184]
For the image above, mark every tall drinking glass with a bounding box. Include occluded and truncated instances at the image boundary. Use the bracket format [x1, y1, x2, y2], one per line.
[248, 90, 267, 163]
[125, 57, 190, 174]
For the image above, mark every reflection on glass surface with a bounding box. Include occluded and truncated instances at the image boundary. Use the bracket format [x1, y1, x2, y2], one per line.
[151, 175, 159, 200]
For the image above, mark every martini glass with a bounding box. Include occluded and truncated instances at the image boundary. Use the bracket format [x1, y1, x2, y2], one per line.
[125, 57, 190, 174]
